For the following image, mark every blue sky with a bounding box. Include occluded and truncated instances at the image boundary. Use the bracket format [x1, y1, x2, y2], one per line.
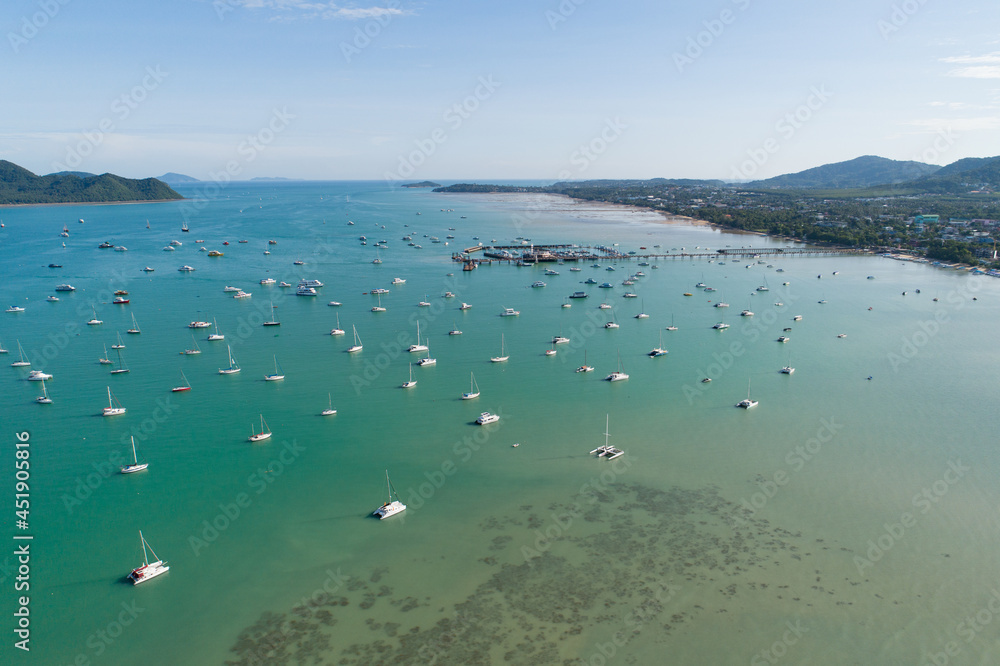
[2, 0, 1000, 181]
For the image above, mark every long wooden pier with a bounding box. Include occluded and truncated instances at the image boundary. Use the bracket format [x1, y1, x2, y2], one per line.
[453, 244, 872, 266]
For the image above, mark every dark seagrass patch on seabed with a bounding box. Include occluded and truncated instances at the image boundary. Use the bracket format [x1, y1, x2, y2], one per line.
[226, 482, 863, 665]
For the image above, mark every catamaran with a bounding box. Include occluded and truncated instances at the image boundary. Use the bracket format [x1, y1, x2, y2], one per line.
[605, 350, 629, 382]
[172, 370, 191, 392]
[666, 314, 678, 331]
[348, 325, 363, 353]
[103, 386, 126, 416]
[248, 414, 272, 442]
[476, 411, 499, 425]
[736, 378, 758, 408]
[11, 340, 30, 367]
[264, 355, 285, 381]
[589, 414, 624, 460]
[207, 318, 225, 340]
[321, 393, 337, 415]
[127, 531, 169, 585]
[219, 345, 241, 374]
[373, 470, 406, 519]
[371, 293, 386, 312]
[121, 436, 148, 474]
[408, 321, 427, 352]
[490, 334, 509, 363]
[35, 379, 52, 404]
[401, 363, 417, 388]
[635, 300, 649, 319]
[576, 349, 594, 373]
[416, 338, 436, 366]
[648, 331, 668, 357]
[462, 372, 480, 400]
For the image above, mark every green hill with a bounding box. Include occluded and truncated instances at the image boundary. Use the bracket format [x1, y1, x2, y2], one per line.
[749, 155, 940, 189]
[0, 160, 182, 205]
[910, 156, 1000, 193]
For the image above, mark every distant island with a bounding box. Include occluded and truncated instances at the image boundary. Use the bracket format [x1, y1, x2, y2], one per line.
[435, 155, 1000, 269]
[251, 176, 293, 181]
[401, 181, 441, 188]
[157, 172, 200, 184]
[0, 160, 182, 205]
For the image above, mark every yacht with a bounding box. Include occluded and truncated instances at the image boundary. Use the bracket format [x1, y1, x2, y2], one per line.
[330, 314, 345, 336]
[500, 308, 520, 317]
[102, 386, 126, 416]
[27, 370, 52, 381]
[248, 415, 272, 442]
[264, 356, 284, 381]
[322, 393, 337, 415]
[347, 325, 363, 353]
[648, 331, 668, 357]
[6, 305, 25, 313]
[793, 315, 802, 321]
[576, 350, 594, 373]
[408, 322, 428, 352]
[780, 365, 794, 374]
[296, 286, 317, 296]
[476, 412, 499, 425]
[54, 284, 75, 292]
[777, 336, 790, 343]
[223, 286, 241, 293]
[218, 346, 241, 374]
[299, 279, 324, 288]
[127, 531, 169, 585]
[401, 363, 417, 389]
[605, 351, 628, 382]
[416, 339, 435, 366]
[736, 379, 758, 409]
[373, 471, 406, 519]
[121, 436, 148, 474]
[552, 336, 570, 345]
[461, 372, 480, 400]
[599, 303, 612, 310]
[490, 334, 509, 363]
[460, 302, 472, 310]
[234, 291, 252, 299]
[531, 281, 547, 288]
[569, 291, 588, 299]
[87, 307, 102, 325]
[189, 321, 211, 328]
[47, 296, 59, 302]
[178, 265, 195, 272]
[207, 318, 225, 340]
[35, 380, 52, 404]
[392, 277, 406, 285]
[712, 322, 730, 330]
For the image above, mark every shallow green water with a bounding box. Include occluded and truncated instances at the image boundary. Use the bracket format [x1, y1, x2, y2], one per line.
[2, 183, 1000, 665]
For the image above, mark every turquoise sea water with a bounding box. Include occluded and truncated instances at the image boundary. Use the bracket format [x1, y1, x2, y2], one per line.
[3, 182, 1000, 665]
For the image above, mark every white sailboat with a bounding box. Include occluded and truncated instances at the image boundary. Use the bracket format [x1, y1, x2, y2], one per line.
[736, 378, 758, 408]
[490, 334, 509, 363]
[589, 414, 624, 459]
[11, 340, 30, 367]
[417, 338, 436, 366]
[348, 325, 363, 353]
[219, 345, 241, 374]
[634, 300, 649, 319]
[665, 313, 678, 331]
[0, 340, 6, 354]
[207, 317, 225, 340]
[127, 313, 141, 334]
[111, 331, 125, 349]
[263, 301, 280, 326]
[172, 370, 191, 392]
[648, 331, 668, 357]
[575, 349, 594, 373]
[35, 379, 52, 404]
[330, 313, 345, 336]
[373, 470, 406, 519]
[111, 347, 130, 374]
[102, 386, 126, 416]
[407, 321, 428, 352]
[121, 436, 148, 474]
[183, 335, 201, 355]
[371, 293, 386, 312]
[99, 344, 113, 365]
[321, 393, 337, 416]
[401, 363, 417, 388]
[462, 372, 480, 399]
[127, 531, 169, 585]
[604, 350, 629, 382]
[264, 355, 285, 381]
[87, 306, 102, 326]
[248, 414, 272, 442]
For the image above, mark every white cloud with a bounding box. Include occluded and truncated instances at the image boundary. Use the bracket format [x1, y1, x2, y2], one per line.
[908, 117, 1000, 132]
[941, 52, 1000, 65]
[222, 0, 409, 21]
[947, 66, 1000, 79]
